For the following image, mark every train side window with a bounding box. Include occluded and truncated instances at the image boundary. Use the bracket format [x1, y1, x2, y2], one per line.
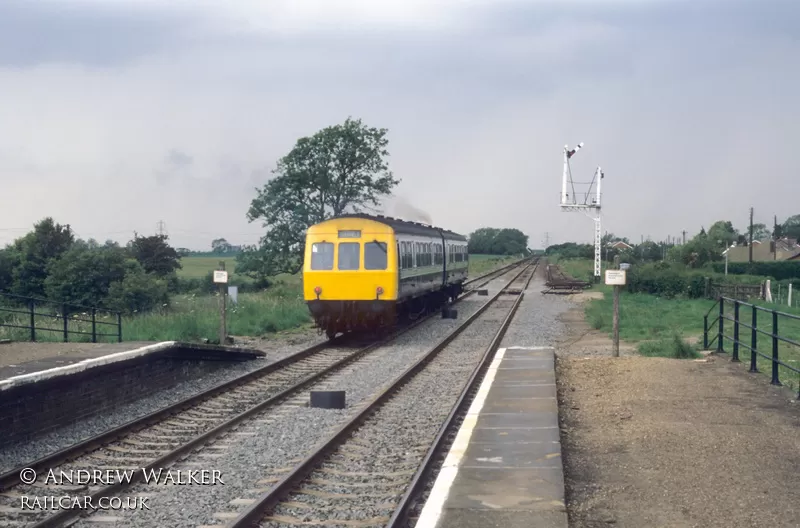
[365, 242, 387, 270]
[310, 242, 334, 270]
[338, 242, 360, 270]
[428, 243, 432, 266]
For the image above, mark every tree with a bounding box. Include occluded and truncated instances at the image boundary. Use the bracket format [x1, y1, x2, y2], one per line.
[127, 233, 182, 278]
[782, 214, 800, 240]
[241, 117, 400, 278]
[707, 220, 738, 251]
[211, 238, 233, 254]
[9, 218, 75, 298]
[468, 228, 528, 255]
[44, 242, 130, 308]
[750, 223, 770, 241]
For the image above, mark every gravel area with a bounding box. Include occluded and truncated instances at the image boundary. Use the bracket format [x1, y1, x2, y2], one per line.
[499, 264, 573, 350]
[70, 273, 515, 528]
[558, 354, 800, 527]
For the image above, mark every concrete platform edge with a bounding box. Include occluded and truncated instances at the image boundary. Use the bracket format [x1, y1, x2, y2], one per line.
[0, 341, 178, 391]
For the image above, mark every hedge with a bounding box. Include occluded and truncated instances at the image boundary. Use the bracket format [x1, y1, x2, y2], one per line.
[625, 262, 768, 299]
[710, 260, 800, 281]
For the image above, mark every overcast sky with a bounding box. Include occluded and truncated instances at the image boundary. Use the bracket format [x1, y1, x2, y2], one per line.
[1, 0, 798, 250]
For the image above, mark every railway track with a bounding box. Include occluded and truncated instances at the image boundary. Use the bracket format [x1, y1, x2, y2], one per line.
[0, 257, 530, 528]
[225, 259, 538, 528]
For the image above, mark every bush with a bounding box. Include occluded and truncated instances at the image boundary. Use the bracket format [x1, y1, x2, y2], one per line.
[105, 266, 170, 314]
[626, 262, 767, 299]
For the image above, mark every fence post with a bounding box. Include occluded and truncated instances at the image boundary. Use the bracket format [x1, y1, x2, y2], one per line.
[703, 314, 708, 349]
[29, 300, 36, 342]
[749, 306, 758, 373]
[732, 301, 740, 362]
[771, 310, 781, 386]
[117, 312, 122, 343]
[91, 308, 97, 343]
[62, 304, 68, 343]
[717, 298, 724, 353]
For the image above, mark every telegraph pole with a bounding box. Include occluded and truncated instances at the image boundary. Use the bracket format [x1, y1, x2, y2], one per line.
[749, 207, 754, 263]
[157, 220, 166, 236]
[682, 230, 686, 245]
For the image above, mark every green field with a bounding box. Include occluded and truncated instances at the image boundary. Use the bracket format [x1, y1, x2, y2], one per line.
[555, 257, 800, 388]
[178, 256, 239, 278]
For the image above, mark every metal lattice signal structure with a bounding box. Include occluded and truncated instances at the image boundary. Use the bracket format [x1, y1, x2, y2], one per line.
[559, 142, 604, 280]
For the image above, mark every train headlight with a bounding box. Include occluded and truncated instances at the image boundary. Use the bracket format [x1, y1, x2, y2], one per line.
[314, 286, 322, 299]
[376, 286, 384, 299]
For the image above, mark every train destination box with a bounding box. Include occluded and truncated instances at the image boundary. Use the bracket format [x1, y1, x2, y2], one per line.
[605, 269, 626, 285]
[213, 270, 228, 284]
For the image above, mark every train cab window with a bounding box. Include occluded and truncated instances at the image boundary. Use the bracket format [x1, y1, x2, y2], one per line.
[310, 242, 334, 270]
[365, 242, 387, 270]
[338, 242, 360, 270]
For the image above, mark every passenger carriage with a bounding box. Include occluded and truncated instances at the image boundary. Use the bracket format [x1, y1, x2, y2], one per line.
[302, 214, 469, 338]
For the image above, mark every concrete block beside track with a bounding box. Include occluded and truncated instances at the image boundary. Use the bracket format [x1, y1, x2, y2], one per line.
[0, 341, 266, 448]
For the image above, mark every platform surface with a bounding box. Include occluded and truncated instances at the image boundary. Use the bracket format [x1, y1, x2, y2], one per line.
[415, 346, 568, 528]
[0, 341, 266, 387]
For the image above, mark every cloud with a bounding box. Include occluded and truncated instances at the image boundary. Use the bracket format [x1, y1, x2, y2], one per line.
[1, 0, 799, 250]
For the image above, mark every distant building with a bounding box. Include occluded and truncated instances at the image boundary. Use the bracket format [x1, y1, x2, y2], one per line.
[607, 240, 634, 250]
[724, 237, 800, 262]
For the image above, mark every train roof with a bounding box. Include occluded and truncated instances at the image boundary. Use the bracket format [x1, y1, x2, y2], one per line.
[330, 213, 468, 241]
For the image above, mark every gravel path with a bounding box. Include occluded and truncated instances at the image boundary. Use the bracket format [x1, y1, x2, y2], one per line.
[558, 329, 800, 526]
[69, 274, 514, 528]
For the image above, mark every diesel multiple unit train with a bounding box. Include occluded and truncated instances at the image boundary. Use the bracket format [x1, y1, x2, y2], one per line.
[302, 213, 469, 338]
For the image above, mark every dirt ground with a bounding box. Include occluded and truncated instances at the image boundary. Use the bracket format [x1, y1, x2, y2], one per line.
[555, 296, 800, 528]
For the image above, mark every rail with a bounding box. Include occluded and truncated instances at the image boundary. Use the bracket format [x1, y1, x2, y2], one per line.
[703, 296, 800, 396]
[0, 292, 122, 343]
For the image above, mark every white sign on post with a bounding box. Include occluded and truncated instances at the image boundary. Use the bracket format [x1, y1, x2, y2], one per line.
[605, 270, 626, 285]
[227, 286, 238, 305]
[213, 270, 229, 284]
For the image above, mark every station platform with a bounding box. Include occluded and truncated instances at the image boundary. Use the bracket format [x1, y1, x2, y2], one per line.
[0, 340, 266, 447]
[0, 340, 265, 387]
[416, 346, 567, 528]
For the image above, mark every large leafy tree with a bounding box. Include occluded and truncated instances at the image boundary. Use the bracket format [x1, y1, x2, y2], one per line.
[239, 117, 400, 278]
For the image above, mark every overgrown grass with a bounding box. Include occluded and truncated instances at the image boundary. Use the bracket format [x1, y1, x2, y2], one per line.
[637, 332, 702, 359]
[581, 281, 800, 390]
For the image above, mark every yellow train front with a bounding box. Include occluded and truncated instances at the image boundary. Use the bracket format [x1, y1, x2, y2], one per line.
[303, 214, 469, 338]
